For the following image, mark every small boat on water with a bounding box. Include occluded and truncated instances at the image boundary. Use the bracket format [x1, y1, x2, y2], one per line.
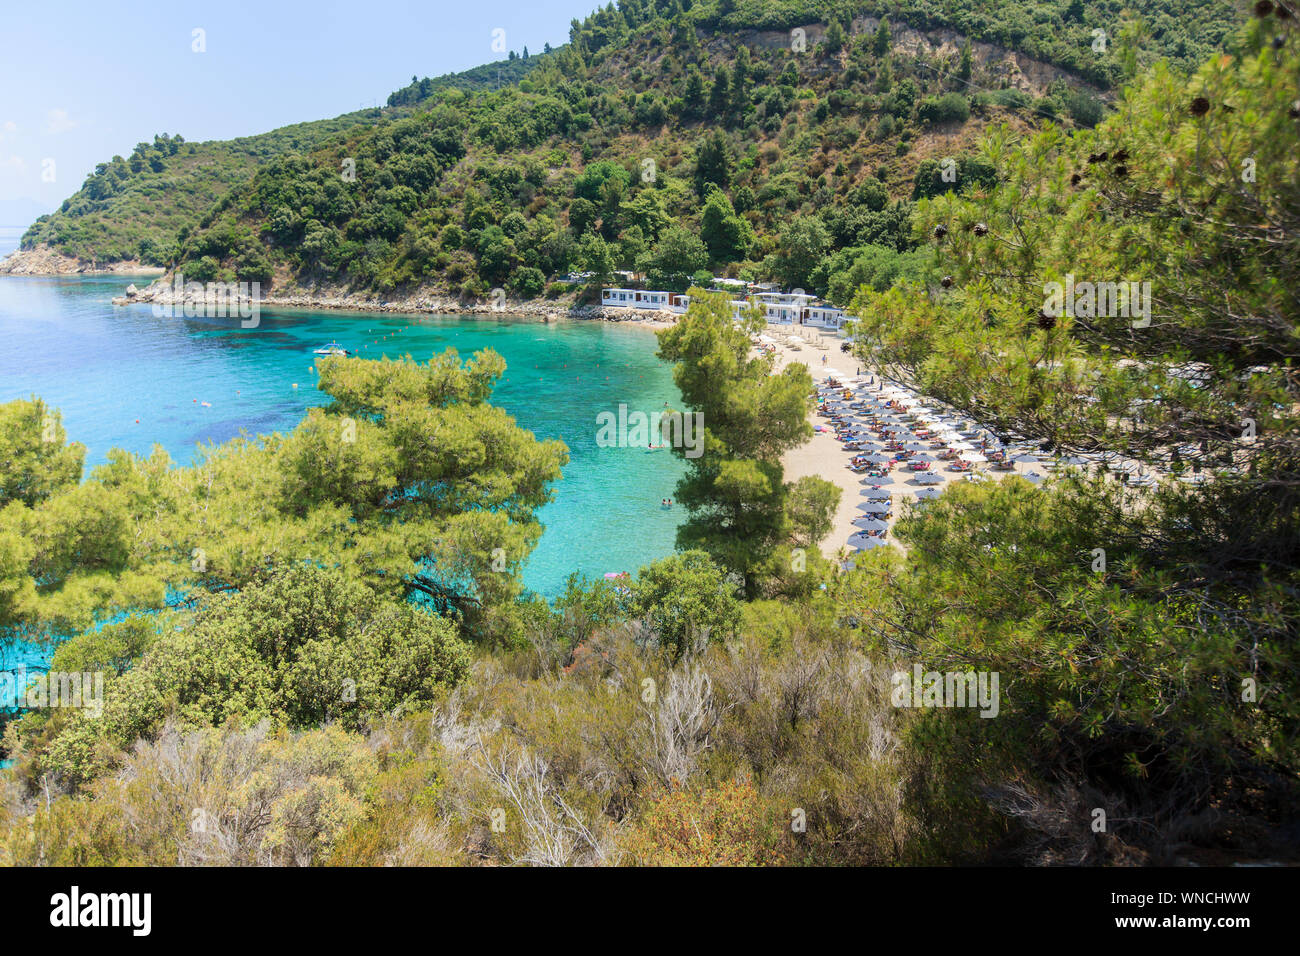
[313, 342, 350, 356]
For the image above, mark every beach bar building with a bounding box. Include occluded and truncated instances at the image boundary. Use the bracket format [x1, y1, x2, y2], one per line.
[601, 288, 671, 309]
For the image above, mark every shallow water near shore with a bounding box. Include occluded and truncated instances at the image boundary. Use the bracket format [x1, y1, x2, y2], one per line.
[0, 257, 687, 619]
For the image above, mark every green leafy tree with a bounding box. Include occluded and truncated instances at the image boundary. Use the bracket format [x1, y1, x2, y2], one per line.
[631, 550, 741, 661]
[0, 352, 567, 645]
[706, 68, 731, 119]
[656, 293, 819, 590]
[577, 232, 614, 282]
[699, 187, 753, 265]
[638, 227, 708, 292]
[770, 216, 830, 289]
[0, 400, 83, 509]
[730, 44, 752, 120]
[694, 130, 733, 197]
[873, 18, 891, 57]
[682, 66, 706, 119]
[823, 19, 846, 55]
[569, 196, 599, 235]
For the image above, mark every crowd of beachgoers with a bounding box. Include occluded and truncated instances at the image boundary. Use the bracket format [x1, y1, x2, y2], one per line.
[762, 327, 1179, 565]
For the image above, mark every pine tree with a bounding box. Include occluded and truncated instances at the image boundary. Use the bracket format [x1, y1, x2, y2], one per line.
[706, 67, 731, 119]
[824, 19, 846, 54]
[873, 18, 890, 57]
[730, 45, 751, 120]
[683, 65, 706, 119]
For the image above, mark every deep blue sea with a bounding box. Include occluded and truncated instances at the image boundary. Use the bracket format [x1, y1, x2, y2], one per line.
[0, 227, 686, 674]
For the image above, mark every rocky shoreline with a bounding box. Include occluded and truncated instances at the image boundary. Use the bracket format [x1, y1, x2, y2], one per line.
[0, 245, 163, 276]
[110, 273, 679, 326]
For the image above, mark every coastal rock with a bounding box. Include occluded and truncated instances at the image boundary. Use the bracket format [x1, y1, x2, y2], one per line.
[0, 244, 163, 276]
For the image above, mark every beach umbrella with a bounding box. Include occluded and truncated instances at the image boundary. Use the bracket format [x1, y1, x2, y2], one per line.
[914, 488, 942, 500]
[858, 501, 891, 514]
[1012, 453, 1040, 464]
[1022, 471, 1046, 484]
[960, 453, 988, 463]
[913, 473, 944, 485]
[848, 538, 890, 553]
[852, 517, 890, 531]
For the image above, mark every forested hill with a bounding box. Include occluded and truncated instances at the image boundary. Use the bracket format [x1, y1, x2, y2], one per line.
[164, 0, 1205, 306]
[10, 53, 544, 267]
[13, 0, 1239, 279]
[16, 115, 388, 265]
[391, 0, 1238, 107]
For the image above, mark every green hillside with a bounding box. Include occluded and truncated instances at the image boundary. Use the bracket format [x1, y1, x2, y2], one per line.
[17, 0, 1239, 272]
[19, 115, 391, 264]
[172, 1, 1146, 304]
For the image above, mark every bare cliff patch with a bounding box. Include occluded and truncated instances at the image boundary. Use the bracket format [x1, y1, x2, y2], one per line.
[0, 244, 163, 276]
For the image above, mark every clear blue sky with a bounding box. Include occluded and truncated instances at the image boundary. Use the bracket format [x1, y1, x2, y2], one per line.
[0, 0, 600, 213]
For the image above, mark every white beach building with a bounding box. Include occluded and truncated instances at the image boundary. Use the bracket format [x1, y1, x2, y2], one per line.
[601, 288, 672, 310]
[602, 288, 637, 306]
[804, 305, 850, 330]
[600, 285, 851, 329]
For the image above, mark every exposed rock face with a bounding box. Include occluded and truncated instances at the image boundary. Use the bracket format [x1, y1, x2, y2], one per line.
[0, 245, 162, 276]
[712, 16, 1106, 98]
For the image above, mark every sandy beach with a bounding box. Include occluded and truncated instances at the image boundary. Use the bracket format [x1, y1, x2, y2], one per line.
[768, 325, 1036, 561]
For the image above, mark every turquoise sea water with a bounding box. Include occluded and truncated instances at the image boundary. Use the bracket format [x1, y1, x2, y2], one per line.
[0, 230, 686, 673]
